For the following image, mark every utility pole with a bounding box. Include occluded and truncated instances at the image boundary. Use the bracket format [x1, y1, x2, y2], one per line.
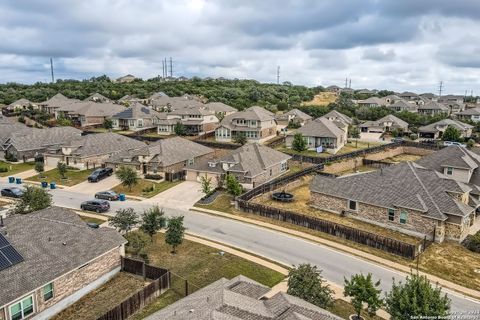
[169, 57, 173, 78]
[50, 58, 55, 83]
[276, 66, 280, 84]
[345, 77, 348, 88]
[162, 60, 165, 78]
[438, 81, 443, 97]
[349, 79, 352, 89]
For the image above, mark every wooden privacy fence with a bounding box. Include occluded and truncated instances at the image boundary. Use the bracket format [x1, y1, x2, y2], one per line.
[362, 158, 394, 169]
[96, 258, 171, 320]
[237, 200, 420, 259]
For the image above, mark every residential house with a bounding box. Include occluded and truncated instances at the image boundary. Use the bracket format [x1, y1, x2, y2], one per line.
[417, 101, 450, 116]
[359, 115, 408, 133]
[325, 85, 342, 93]
[384, 94, 403, 104]
[115, 74, 137, 83]
[55, 101, 125, 127]
[437, 95, 464, 105]
[0, 122, 33, 160]
[0, 206, 125, 320]
[419, 93, 436, 101]
[215, 106, 277, 144]
[145, 275, 341, 320]
[44, 132, 147, 169]
[387, 100, 418, 113]
[275, 108, 312, 131]
[3, 127, 82, 161]
[111, 103, 163, 132]
[39, 93, 79, 115]
[204, 102, 237, 117]
[286, 118, 347, 154]
[156, 104, 219, 136]
[106, 137, 214, 181]
[398, 91, 425, 105]
[445, 101, 466, 114]
[357, 97, 387, 108]
[186, 143, 291, 189]
[310, 161, 477, 242]
[5, 99, 37, 112]
[457, 107, 480, 122]
[418, 119, 473, 139]
[322, 110, 353, 126]
[84, 93, 110, 103]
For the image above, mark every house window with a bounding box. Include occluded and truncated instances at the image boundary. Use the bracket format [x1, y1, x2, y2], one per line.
[399, 211, 408, 224]
[9, 296, 34, 320]
[387, 208, 395, 221]
[188, 158, 194, 165]
[446, 167, 453, 175]
[43, 283, 54, 301]
[280, 161, 288, 172]
[348, 200, 357, 211]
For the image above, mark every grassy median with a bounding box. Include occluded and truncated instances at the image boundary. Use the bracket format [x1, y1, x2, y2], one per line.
[26, 168, 93, 186]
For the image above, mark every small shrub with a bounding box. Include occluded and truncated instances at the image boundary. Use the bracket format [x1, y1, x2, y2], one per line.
[65, 166, 80, 171]
[409, 133, 418, 141]
[463, 231, 480, 253]
[0, 167, 8, 173]
[142, 185, 155, 193]
[144, 174, 163, 180]
[5, 153, 18, 162]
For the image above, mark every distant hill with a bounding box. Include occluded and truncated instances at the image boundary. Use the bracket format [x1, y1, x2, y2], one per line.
[301, 92, 337, 106]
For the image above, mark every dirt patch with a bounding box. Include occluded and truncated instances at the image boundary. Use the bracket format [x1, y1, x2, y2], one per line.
[52, 272, 148, 320]
[302, 92, 337, 106]
[383, 154, 423, 163]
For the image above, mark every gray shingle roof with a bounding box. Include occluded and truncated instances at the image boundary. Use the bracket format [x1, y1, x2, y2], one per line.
[40, 93, 79, 107]
[57, 101, 125, 117]
[457, 107, 480, 116]
[0, 206, 126, 308]
[277, 109, 312, 122]
[221, 106, 275, 124]
[358, 97, 387, 106]
[418, 101, 449, 111]
[310, 162, 475, 219]
[7, 127, 82, 152]
[112, 102, 163, 120]
[418, 119, 473, 133]
[205, 102, 238, 113]
[321, 110, 353, 125]
[145, 275, 341, 320]
[290, 118, 344, 139]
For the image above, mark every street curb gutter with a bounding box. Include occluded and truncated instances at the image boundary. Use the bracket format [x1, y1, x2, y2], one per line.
[190, 207, 480, 301]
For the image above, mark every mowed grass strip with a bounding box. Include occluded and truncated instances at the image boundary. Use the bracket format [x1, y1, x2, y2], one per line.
[26, 168, 93, 186]
[112, 179, 182, 198]
[0, 161, 35, 177]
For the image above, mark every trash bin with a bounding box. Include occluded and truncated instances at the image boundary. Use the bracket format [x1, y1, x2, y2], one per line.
[50, 182, 56, 189]
[119, 194, 126, 201]
[41, 181, 48, 188]
[15, 178, 22, 184]
[8, 177, 14, 183]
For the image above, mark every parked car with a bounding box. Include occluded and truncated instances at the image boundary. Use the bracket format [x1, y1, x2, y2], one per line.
[87, 167, 113, 182]
[443, 141, 466, 147]
[80, 200, 110, 213]
[95, 191, 119, 201]
[391, 137, 404, 143]
[1, 187, 24, 198]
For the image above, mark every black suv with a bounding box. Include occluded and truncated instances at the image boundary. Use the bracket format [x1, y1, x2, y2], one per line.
[80, 200, 110, 213]
[87, 167, 113, 182]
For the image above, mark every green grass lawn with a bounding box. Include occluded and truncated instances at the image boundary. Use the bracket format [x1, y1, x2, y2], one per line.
[0, 161, 35, 177]
[327, 299, 384, 320]
[130, 233, 285, 319]
[26, 168, 93, 186]
[78, 215, 107, 225]
[112, 179, 182, 198]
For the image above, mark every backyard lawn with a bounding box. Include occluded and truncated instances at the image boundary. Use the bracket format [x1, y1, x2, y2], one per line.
[26, 168, 93, 186]
[51, 272, 148, 320]
[112, 179, 182, 198]
[129, 233, 285, 319]
[78, 214, 107, 225]
[0, 161, 35, 177]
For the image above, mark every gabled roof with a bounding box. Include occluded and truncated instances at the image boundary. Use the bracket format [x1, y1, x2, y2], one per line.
[112, 102, 162, 120]
[389, 100, 417, 110]
[84, 93, 110, 102]
[40, 93, 79, 107]
[6, 127, 82, 152]
[8, 98, 31, 107]
[219, 106, 275, 130]
[418, 101, 449, 111]
[204, 102, 237, 113]
[418, 119, 473, 133]
[457, 107, 480, 116]
[310, 162, 474, 220]
[279, 109, 312, 121]
[0, 207, 126, 308]
[145, 275, 341, 320]
[291, 118, 344, 139]
[359, 115, 408, 129]
[417, 146, 480, 171]
[322, 110, 353, 125]
[358, 97, 387, 106]
[57, 101, 125, 117]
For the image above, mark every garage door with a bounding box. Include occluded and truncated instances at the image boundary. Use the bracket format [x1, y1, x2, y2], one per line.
[45, 156, 61, 168]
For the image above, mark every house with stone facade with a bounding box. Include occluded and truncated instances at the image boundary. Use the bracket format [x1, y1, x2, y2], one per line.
[0, 206, 126, 320]
[418, 119, 473, 140]
[106, 136, 214, 181]
[275, 108, 312, 131]
[215, 106, 277, 144]
[359, 115, 408, 133]
[111, 102, 163, 132]
[43, 132, 147, 169]
[146, 275, 341, 320]
[310, 161, 477, 242]
[285, 117, 347, 154]
[185, 143, 291, 189]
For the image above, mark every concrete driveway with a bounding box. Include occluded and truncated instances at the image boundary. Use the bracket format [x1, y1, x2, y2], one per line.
[66, 175, 120, 194]
[359, 132, 384, 142]
[145, 181, 203, 210]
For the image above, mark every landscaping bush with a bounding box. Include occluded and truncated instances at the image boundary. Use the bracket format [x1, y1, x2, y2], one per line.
[65, 166, 80, 171]
[409, 133, 418, 141]
[144, 174, 163, 180]
[463, 231, 480, 253]
[5, 153, 18, 162]
[0, 167, 8, 173]
[142, 185, 155, 193]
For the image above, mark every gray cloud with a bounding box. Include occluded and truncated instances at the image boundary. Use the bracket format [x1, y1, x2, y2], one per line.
[362, 48, 396, 61]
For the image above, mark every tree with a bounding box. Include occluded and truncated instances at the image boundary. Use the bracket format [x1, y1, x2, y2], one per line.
[385, 273, 450, 320]
[174, 122, 186, 136]
[165, 216, 185, 254]
[11, 185, 52, 214]
[124, 230, 150, 256]
[200, 176, 213, 196]
[225, 174, 243, 196]
[442, 125, 462, 142]
[233, 132, 247, 145]
[349, 126, 360, 139]
[104, 118, 113, 129]
[116, 166, 138, 191]
[35, 161, 45, 177]
[140, 205, 166, 238]
[467, 139, 475, 149]
[109, 208, 139, 234]
[287, 263, 333, 308]
[57, 161, 68, 179]
[344, 273, 383, 320]
[291, 133, 307, 152]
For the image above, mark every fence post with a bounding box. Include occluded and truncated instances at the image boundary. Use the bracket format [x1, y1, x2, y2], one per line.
[142, 260, 146, 281]
[185, 279, 189, 297]
[121, 256, 124, 271]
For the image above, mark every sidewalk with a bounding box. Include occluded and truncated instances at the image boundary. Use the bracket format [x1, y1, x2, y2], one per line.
[191, 207, 480, 300]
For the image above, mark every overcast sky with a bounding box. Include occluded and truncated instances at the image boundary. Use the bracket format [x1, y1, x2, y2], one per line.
[1, 0, 480, 94]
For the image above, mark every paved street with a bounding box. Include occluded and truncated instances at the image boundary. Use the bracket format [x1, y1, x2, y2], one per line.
[2, 181, 480, 312]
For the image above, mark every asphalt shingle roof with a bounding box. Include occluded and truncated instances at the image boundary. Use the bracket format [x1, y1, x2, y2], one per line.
[112, 102, 163, 120]
[290, 118, 344, 139]
[418, 119, 473, 133]
[7, 127, 82, 152]
[321, 110, 353, 125]
[0, 207, 126, 308]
